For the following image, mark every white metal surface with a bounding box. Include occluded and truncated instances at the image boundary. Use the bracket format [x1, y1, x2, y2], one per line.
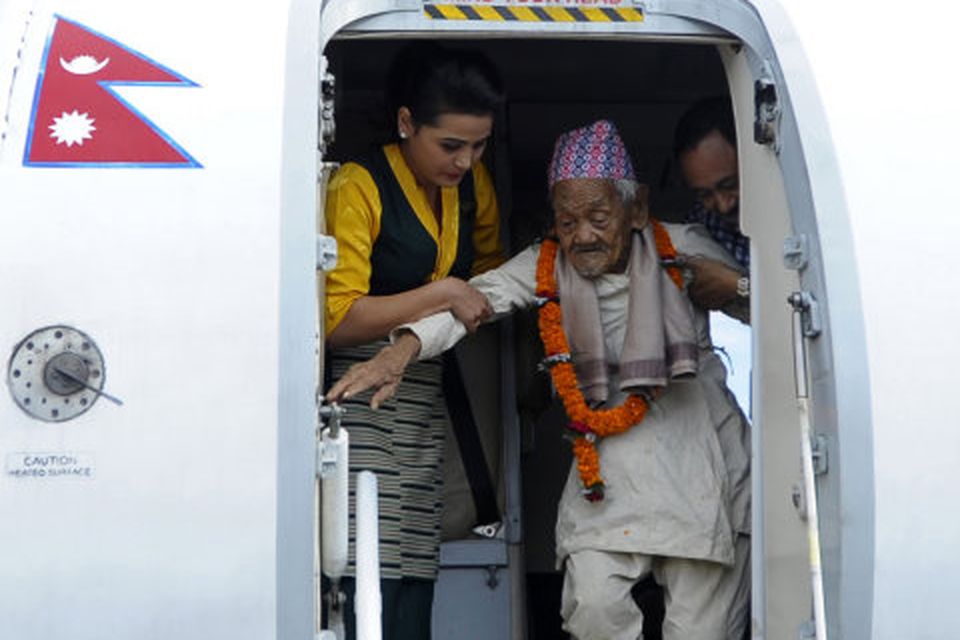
[355, 470, 382, 640]
[320, 427, 349, 579]
[0, 1, 318, 638]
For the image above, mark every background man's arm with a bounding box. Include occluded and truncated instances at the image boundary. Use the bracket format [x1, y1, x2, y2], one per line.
[674, 224, 750, 323]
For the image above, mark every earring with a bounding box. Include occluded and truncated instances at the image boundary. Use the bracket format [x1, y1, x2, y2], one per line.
[399, 130, 407, 139]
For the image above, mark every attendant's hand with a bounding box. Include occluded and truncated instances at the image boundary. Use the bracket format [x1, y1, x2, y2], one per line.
[326, 332, 422, 409]
[440, 277, 493, 333]
[683, 255, 742, 310]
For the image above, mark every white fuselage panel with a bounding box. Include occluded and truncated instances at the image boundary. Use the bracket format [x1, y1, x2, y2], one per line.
[0, 2, 300, 638]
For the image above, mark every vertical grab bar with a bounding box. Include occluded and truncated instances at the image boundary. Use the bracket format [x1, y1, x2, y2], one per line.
[789, 292, 828, 640]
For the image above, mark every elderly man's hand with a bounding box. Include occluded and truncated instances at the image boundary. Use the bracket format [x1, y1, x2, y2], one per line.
[441, 277, 493, 333]
[326, 332, 422, 409]
[684, 255, 742, 310]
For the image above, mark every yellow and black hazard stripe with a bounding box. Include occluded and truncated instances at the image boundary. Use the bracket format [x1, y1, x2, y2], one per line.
[424, 4, 644, 23]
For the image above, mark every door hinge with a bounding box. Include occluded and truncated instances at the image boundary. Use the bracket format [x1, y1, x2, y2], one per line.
[754, 60, 781, 150]
[317, 234, 338, 272]
[790, 434, 828, 518]
[811, 434, 828, 476]
[783, 233, 810, 271]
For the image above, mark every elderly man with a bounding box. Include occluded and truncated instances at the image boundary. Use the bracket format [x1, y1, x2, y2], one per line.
[328, 120, 750, 640]
[674, 97, 750, 320]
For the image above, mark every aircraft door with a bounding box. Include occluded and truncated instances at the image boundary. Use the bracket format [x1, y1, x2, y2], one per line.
[719, 46, 815, 639]
[314, 3, 860, 640]
[719, 23, 860, 637]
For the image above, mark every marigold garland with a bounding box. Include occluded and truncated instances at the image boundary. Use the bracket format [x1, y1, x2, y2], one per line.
[536, 220, 683, 501]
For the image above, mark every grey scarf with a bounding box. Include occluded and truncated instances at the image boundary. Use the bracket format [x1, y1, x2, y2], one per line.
[556, 225, 698, 405]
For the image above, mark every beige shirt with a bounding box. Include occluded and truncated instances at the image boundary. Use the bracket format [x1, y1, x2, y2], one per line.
[399, 223, 750, 566]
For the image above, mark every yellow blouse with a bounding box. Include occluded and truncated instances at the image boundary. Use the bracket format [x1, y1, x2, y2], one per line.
[325, 144, 504, 336]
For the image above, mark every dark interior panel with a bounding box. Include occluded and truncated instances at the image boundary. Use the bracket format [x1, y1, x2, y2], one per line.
[327, 37, 727, 244]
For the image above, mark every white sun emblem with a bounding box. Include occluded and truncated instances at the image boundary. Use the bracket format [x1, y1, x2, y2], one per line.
[49, 110, 96, 147]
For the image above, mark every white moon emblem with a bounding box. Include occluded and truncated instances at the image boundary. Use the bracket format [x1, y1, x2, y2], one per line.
[59, 55, 110, 75]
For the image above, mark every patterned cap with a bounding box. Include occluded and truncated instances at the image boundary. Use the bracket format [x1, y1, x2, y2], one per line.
[547, 119, 635, 189]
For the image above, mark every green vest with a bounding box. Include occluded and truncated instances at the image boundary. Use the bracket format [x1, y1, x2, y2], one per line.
[358, 147, 476, 296]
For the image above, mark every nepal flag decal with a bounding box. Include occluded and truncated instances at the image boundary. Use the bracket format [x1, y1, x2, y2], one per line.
[24, 15, 201, 168]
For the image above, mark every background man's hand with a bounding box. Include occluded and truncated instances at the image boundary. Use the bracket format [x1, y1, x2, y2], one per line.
[441, 277, 493, 333]
[684, 255, 742, 310]
[326, 332, 422, 409]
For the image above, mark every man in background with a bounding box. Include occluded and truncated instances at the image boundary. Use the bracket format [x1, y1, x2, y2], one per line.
[674, 97, 750, 321]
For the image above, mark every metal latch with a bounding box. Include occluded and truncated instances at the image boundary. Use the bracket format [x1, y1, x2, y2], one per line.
[811, 434, 828, 476]
[317, 234, 338, 272]
[317, 402, 346, 478]
[317, 438, 340, 479]
[788, 291, 822, 339]
[790, 435, 828, 512]
[754, 60, 781, 149]
[472, 522, 503, 539]
[783, 234, 809, 271]
[485, 566, 500, 590]
[319, 402, 344, 431]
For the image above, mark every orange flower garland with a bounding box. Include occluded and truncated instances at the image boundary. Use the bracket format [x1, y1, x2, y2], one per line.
[535, 220, 683, 501]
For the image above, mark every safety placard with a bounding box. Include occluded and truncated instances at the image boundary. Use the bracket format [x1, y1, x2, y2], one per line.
[6, 452, 96, 479]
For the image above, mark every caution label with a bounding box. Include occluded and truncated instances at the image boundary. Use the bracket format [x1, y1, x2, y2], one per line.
[6, 452, 96, 479]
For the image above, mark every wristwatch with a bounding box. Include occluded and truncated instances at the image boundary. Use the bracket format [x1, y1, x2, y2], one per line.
[736, 276, 750, 299]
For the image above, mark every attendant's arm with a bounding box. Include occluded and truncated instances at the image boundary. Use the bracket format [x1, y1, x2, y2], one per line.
[324, 164, 492, 348]
[326, 245, 541, 407]
[327, 278, 491, 349]
[400, 244, 540, 359]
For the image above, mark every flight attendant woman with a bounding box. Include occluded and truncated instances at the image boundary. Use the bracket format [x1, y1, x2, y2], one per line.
[324, 43, 505, 639]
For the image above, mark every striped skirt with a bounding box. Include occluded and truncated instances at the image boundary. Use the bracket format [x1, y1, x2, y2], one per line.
[328, 341, 447, 581]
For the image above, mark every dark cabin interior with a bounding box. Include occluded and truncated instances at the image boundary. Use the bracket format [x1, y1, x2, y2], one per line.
[325, 37, 730, 639]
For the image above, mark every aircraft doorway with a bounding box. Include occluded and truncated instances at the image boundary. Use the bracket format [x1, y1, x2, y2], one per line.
[321, 31, 811, 640]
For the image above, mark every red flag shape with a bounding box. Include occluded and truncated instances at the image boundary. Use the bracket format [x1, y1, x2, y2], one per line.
[24, 15, 200, 167]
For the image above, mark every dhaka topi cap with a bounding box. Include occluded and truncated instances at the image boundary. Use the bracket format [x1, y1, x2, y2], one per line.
[547, 119, 635, 189]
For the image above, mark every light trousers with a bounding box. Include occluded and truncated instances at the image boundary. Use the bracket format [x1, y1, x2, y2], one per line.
[561, 535, 750, 640]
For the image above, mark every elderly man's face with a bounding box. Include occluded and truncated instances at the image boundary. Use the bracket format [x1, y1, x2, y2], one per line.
[552, 178, 634, 278]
